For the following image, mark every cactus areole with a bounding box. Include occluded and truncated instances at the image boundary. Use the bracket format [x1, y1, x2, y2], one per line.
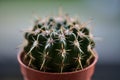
[20, 15, 97, 73]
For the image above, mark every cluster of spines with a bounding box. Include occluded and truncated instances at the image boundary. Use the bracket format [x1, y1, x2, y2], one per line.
[23, 16, 95, 73]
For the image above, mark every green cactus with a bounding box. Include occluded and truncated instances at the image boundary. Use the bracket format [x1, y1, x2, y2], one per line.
[23, 15, 95, 73]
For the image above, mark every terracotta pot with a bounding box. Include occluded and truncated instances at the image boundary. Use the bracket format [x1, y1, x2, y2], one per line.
[17, 51, 98, 80]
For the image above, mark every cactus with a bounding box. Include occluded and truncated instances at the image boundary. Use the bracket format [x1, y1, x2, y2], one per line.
[23, 15, 95, 73]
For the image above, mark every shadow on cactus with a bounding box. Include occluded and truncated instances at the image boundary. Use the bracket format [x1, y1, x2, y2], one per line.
[22, 14, 95, 73]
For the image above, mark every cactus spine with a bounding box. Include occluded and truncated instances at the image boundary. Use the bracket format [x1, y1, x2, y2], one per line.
[23, 15, 95, 73]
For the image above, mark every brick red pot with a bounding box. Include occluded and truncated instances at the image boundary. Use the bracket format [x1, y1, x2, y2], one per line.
[17, 51, 98, 80]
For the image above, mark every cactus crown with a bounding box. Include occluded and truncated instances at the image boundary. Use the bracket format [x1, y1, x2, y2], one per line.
[23, 15, 95, 73]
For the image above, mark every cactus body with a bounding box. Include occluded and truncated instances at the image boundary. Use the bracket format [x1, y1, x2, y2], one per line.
[23, 15, 95, 73]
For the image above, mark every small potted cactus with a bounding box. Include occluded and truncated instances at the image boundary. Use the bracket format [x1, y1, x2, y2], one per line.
[18, 14, 98, 80]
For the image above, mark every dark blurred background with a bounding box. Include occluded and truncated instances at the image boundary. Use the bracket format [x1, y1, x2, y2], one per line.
[0, 0, 120, 80]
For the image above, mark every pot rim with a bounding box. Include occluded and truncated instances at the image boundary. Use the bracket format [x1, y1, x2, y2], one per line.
[17, 49, 98, 75]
